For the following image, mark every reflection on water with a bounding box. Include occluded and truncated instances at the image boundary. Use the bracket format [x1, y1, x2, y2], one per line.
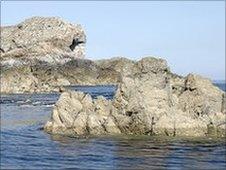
[1, 85, 226, 169]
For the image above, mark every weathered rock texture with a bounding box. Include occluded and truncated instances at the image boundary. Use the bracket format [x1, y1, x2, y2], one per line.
[1, 17, 86, 63]
[44, 57, 226, 137]
[0, 57, 132, 93]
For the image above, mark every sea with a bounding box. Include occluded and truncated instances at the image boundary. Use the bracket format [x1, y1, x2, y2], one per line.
[1, 84, 225, 169]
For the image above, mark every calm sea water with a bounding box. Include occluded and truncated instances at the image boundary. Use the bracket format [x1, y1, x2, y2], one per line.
[1, 85, 226, 169]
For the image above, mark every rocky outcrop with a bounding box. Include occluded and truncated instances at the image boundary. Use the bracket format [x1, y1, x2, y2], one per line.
[179, 74, 223, 117]
[1, 17, 86, 64]
[0, 58, 127, 93]
[44, 57, 226, 137]
[1, 19, 140, 93]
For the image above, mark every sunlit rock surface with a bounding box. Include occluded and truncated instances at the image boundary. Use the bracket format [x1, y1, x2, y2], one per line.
[1, 17, 86, 61]
[44, 57, 226, 137]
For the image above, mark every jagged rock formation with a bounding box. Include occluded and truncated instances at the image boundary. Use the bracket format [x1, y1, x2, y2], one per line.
[1, 17, 86, 65]
[44, 57, 226, 137]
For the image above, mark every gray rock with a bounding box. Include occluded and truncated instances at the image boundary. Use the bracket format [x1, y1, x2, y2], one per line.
[1, 17, 86, 62]
[44, 57, 226, 137]
[178, 74, 224, 117]
[44, 91, 121, 136]
[0, 57, 135, 94]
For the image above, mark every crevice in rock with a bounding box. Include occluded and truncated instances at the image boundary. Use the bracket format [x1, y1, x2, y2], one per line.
[145, 116, 156, 135]
[69, 38, 84, 51]
[85, 116, 90, 134]
[0, 48, 5, 53]
[164, 129, 169, 136]
[125, 111, 138, 117]
[17, 24, 23, 29]
[150, 116, 155, 135]
[58, 114, 64, 124]
[101, 122, 107, 132]
[184, 87, 196, 92]
[12, 39, 23, 48]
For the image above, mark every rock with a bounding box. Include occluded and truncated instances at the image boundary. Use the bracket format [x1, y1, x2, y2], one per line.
[137, 57, 169, 74]
[170, 73, 185, 96]
[44, 57, 226, 137]
[96, 57, 137, 77]
[0, 57, 136, 94]
[1, 17, 86, 63]
[44, 90, 122, 136]
[104, 116, 121, 134]
[0, 65, 57, 93]
[178, 74, 223, 117]
[0, 17, 87, 93]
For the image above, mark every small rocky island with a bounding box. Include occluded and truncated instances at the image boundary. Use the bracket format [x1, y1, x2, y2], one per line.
[1, 17, 225, 137]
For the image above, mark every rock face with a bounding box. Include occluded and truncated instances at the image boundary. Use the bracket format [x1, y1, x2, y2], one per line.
[44, 57, 226, 137]
[1, 17, 86, 63]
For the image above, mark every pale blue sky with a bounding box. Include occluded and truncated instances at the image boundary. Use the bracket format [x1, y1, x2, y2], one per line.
[1, 1, 225, 80]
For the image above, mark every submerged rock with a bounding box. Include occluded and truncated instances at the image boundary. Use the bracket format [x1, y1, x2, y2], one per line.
[44, 57, 226, 137]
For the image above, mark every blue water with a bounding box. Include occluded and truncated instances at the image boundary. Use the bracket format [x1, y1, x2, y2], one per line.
[1, 85, 226, 169]
[214, 83, 226, 92]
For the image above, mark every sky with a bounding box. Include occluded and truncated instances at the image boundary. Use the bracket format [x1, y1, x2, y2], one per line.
[1, 1, 225, 80]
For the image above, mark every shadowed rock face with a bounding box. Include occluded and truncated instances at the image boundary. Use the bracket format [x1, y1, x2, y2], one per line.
[1, 17, 86, 61]
[44, 57, 226, 137]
